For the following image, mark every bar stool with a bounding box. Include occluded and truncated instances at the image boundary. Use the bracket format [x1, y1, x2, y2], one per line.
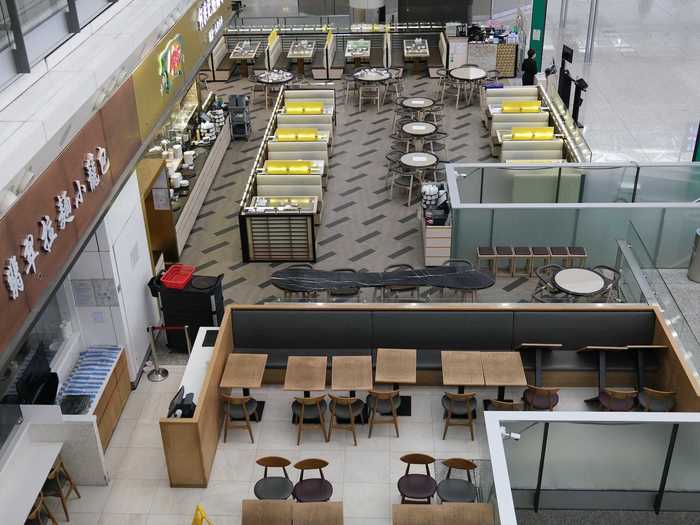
[42, 456, 80, 521]
[548, 246, 569, 266]
[530, 246, 551, 275]
[638, 387, 676, 412]
[494, 246, 515, 276]
[476, 246, 496, 273]
[512, 246, 533, 276]
[566, 246, 588, 267]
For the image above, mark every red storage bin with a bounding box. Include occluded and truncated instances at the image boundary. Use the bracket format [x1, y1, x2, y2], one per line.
[161, 264, 196, 289]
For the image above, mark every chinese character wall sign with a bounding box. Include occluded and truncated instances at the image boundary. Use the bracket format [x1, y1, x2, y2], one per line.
[159, 35, 185, 96]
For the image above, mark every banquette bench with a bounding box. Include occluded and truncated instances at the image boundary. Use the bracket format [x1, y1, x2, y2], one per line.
[231, 307, 658, 382]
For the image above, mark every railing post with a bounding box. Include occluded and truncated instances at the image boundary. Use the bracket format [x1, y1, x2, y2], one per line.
[654, 423, 679, 514]
[6, 0, 30, 73]
[534, 422, 550, 512]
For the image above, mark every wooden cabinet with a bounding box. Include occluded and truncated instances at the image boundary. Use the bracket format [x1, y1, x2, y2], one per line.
[93, 351, 131, 450]
[419, 208, 452, 266]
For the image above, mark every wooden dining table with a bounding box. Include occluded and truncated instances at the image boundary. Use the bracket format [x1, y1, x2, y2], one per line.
[331, 355, 373, 396]
[481, 351, 527, 401]
[441, 351, 485, 394]
[392, 502, 494, 524]
[375, 348, 417, 390]
[220, 353, 268, 396]
[284, 356, 327, 397]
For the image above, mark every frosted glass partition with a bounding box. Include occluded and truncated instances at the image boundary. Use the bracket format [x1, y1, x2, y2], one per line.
[450, 162, 700, 205]
[484, 413, 700, 525]
[447, 169, 700, 269]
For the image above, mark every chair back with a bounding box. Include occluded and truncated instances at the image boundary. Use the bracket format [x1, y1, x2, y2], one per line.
[329, 394, 357, 407]
[368, 389, 400, 400]
[642, 387, 675, 400]
[27, 494, 43, 521]
[444, 392, 477, 421]
[257, 456, 291, 479]
[294, 394, 326, 405]
[442, 458, 477, 482]
[525, 385, 560, 410]
[222, 394, 252, 406]
[294, 458, 329, 481]
[535, 264, 563, 287]
[401, 453, 435, 476]
[604, 388, 638, 401]
[489, 399, 522, 411]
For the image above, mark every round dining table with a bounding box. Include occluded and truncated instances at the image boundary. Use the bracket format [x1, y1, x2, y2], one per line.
[553, 268, 607, 296]
[449, 66, 486, 81]
[400, 152, 438, 169]
[353, 68, 391, 82]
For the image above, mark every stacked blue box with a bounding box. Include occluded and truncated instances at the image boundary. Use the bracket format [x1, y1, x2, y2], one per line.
[57, 346, 122, 407]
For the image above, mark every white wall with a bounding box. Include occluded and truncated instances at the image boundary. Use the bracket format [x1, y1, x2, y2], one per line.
[69, 172, 157, 381]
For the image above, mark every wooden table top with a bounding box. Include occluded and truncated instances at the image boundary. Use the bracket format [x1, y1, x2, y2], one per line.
[375, 348, 417, 385]
[220, 353, 268, 389]
[441, 351, 485, 386]
[331, 355, 373, 391]
[283, 356, 327, 391]
[392, 502, 494, 525]
[241, 500, 291, 525]
[292, 501, 343, 525]
[481, 352, 527, 387]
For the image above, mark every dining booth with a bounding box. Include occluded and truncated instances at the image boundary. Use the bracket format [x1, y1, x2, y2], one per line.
[159, 303, 700, 487]
[237, 87, 336, 262]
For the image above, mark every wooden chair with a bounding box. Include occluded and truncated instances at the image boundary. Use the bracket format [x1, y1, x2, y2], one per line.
[437, 458, 479, 503]
[530, 246, 551, 274]
[26, 493, 58, 525]
[292, 395, 328, 446]
[441, 392, 477, 441]
[548, 246, 569, 266]
[598, 388, 638, 412]
[397, 454, 437, 504]
[254, 456, 294, 500]
[41, 456, 80, 521]
[487, 399, 523, 411]
[522, 386, 560, 411]
[222, 394, 259, 443]
[366, 389, 401, 438]
[292, 459, 333, 503]
[638, 387, 676, 412]
[328, 394, 365, 446]
[512, 246, 533, 276]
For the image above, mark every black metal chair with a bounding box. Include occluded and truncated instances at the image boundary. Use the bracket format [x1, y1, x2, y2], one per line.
[292, 459, 333, 502]
[381, 263, 419, 301]
[592, 265, 621, 302]
[437, 458, 479, 503]
[254, 456, 294, 500]
[327, 268, 360, 302]
[397, 454, 437, 504]
[532, 264, 566, 302]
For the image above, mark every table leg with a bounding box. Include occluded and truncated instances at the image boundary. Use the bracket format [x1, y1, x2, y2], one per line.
[415, 138, 424, 151]
[535, 349, 543, 387]
[636, 349, 645, 391]
[458, 385, 465, 394]
[393, 383, 400, 391]
[497, 386, 506, 401]
[297, 58, 304, 76]
[240, 61, 249, 79]
[243, 388, 250, 397]
[304, 391, 311, 398]
[585, 351, 606, 403]
[349, 390, 356, 398]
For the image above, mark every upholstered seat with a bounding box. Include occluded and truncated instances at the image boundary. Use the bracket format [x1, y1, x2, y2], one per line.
[638, 388, 675, 412]
[441, 394, 477, 416]
[523, 386, 560, 410]
[228, 398, 258, 420]
[398, 474, 438, 500]
[254, 476, 294, 500]
[366, 394, 401, 413]
[292, 399, 327, 420]
[436, 478, 478, 503]
[293, 478, 333, 502]
[331, 398, 364, 419]
[598, 389, 637, 412]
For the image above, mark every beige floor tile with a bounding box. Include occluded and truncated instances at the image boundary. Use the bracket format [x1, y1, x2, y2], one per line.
[100, 513, 148, 525]
[110, 417, 138, 448]
[139, 393, 171, 422]
[103, 479, 158, 514]
[121, 392, 148, 420]
[209, 447, 257, 482]
[54, 512, 101, 524]
[388, 420, 435, 453]
[110, 446, 169, 480]
[66, 484, 112, 514]
[343, 482, 392, 518]
[129, 422, 163, 448]
[344, 451, 391, 483]
[150, 480, 249, 516]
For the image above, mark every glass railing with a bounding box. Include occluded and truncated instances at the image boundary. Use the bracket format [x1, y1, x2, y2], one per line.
[0, 404, 22, 453]
[620, 221, 700, 380]
[450, 162, 700, 205]
[0, 0, 12, 53]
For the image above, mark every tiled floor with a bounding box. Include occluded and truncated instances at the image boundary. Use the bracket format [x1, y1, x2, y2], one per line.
[54, 365, 596, 523]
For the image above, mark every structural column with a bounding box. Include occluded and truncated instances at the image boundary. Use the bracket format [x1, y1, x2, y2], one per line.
[559, 0, 569, 28]
[529, 0, 548, 71]
[584, 0, 600, 63]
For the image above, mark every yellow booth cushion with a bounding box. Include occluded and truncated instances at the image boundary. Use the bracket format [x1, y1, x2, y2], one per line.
[511, 127, 555, 141]
[502, 100, 541, 113]
[285, 101, 324, 115]
[263, 160, 314, 174]
[275, 128, 319, 142]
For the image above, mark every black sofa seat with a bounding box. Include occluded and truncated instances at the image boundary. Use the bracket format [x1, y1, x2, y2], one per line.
[518, 348, 660, 372]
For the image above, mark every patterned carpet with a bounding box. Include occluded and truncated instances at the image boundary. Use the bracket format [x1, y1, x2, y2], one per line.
[178, 71, 536, 306]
